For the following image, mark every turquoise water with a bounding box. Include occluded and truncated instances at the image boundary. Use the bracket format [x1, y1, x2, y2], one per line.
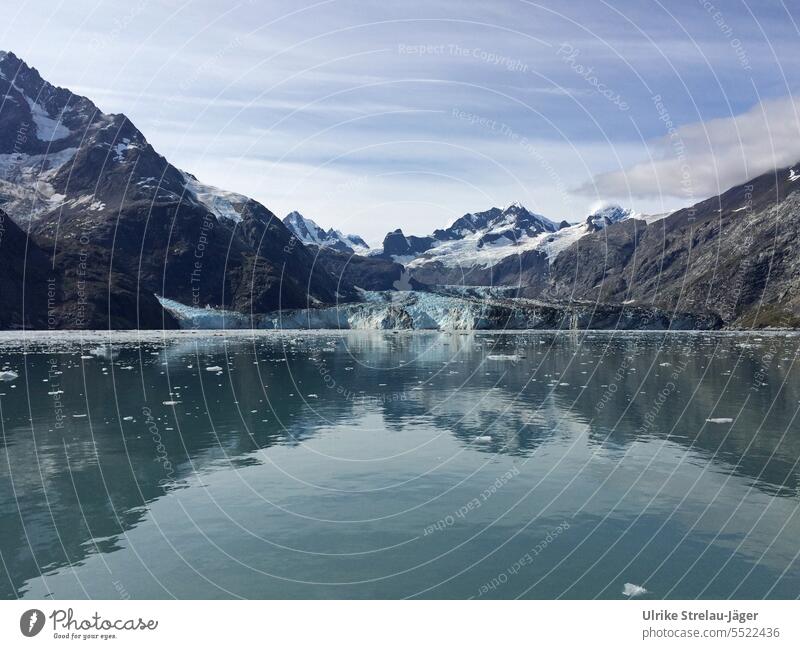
[0, 330, 798, 599]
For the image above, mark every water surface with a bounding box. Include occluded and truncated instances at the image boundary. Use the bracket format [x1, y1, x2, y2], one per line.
[1, 330, 798, 599]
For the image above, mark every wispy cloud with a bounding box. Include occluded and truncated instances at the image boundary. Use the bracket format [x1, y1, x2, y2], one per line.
[578, 95, 800, 200]
[3, 0, 800, 234]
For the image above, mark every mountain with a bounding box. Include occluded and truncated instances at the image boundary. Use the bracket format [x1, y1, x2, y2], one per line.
[281, 210, 412, 291]
[546, 164, 800, 327]
[377, 203, 562, 259]
[380, 202, 641, 289]
[283, 211, 369, 253]
[435, 202, 561, 243]
[585, 204, 634, 231]
[378, 228, 437, 260]
[2, 51, 797, 331]
[0, 208, 178, 329]
[0, 208, 53, 328]
[0, 51, 346, 328]
[310, 247, 427, 292]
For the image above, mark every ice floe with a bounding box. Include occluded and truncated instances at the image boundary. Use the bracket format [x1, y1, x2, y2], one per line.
[622, 583, 647, 597]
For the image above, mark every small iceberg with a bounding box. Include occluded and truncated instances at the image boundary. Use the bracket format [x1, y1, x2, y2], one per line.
[0, 370, 19, 381]
[89, 345, 118, 360]
[622, 583, 648, 597]
[204, 366, 223, 372]
[474, 435, 492, 443]
[706, 417, 734, 424]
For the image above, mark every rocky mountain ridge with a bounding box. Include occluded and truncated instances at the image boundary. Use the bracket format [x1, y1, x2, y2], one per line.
[283, 211, 369, 254]
[0, 51, 347, 327]
[1, 51, 798, 330]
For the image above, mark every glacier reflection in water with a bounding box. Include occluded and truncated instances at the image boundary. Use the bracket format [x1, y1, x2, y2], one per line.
[0, 330, 799, 599]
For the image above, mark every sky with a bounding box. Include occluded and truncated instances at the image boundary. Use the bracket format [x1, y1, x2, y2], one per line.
[2, 0, 799, 244]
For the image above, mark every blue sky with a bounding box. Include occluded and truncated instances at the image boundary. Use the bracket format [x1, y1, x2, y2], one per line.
[3, 0, 799, 243]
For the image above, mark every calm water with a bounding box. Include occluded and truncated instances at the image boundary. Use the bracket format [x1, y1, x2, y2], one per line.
[0, 330, 799, 599]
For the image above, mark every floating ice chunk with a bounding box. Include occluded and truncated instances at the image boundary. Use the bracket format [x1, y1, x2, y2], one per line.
[622, 583, 647, 597]
[205, 366, 223, 372]
[0, 370, 19, 381]
[123, 416, 134, 421]
[89, 345, 118, 360]
[706, 417, 734, 424]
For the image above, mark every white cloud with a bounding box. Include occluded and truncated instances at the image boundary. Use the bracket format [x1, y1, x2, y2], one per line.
[579, 96, 800, 201]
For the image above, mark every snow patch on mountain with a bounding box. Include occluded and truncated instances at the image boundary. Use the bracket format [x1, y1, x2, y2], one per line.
[335, 229, 370, 253]
[0, 147, 78, 219]
[635, 212, 669, 224]
[406, 229, 537, 270]
[113, 138, 143, 162]
[72, 194, 106, 211]
[540, 223, 590, 262]
[182, 172, 248, 223]
[544, 204, 641, 261]
[25, 96, 70, 142]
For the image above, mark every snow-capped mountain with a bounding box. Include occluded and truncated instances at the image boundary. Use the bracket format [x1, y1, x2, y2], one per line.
[0, 51, 345, 327]
[377, 202, 639, 287]
[283, 211, 369, 253]
[585, 204, 634, 231]
[435, 202, 563, 244]
[546, 163, 800, 327]
[2, 51, 799, 331]
[374, 203, 561, 263]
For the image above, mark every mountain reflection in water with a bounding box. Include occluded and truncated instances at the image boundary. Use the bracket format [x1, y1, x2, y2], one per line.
[0, 330, 798, 599]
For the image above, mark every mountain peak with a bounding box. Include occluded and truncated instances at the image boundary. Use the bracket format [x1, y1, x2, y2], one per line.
[283, 211, 369, 253]
[0, 50, 44, 86]
[585, 203, 634, 231]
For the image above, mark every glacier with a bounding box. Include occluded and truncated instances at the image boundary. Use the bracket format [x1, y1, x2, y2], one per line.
[157, 290, 721, 331]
